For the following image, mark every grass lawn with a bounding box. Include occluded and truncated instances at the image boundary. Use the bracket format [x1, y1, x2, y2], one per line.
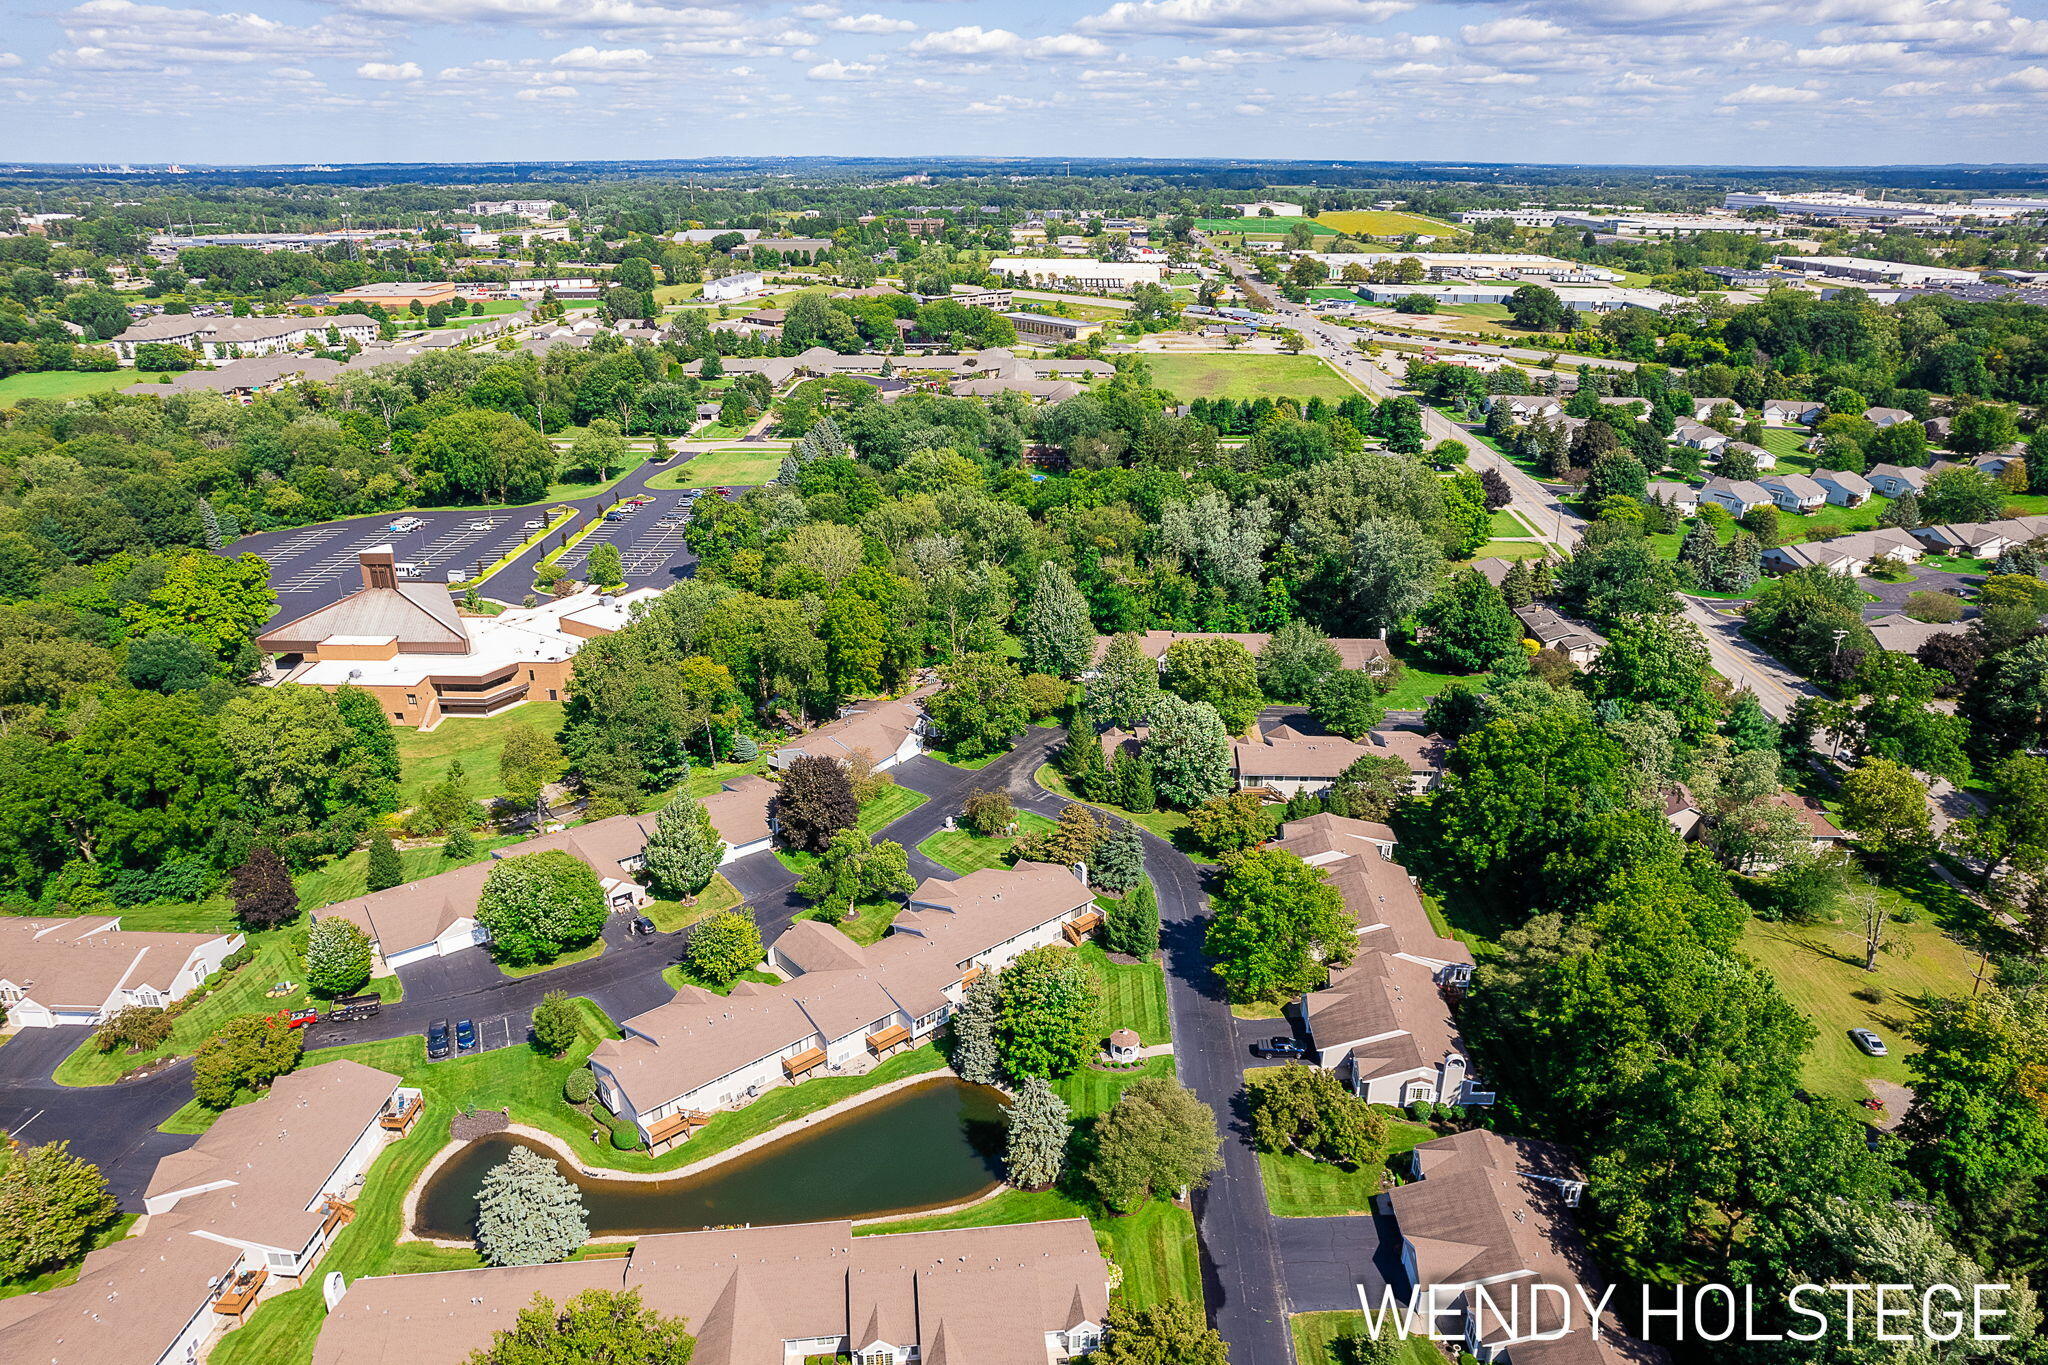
[1293, 1312, 1443, 1365]
[1076, 942, 1172, 1046]
[916, 812, 1057, 875]
[417, 300, 528, 330]
[495, 936, 606, 978]
[1739, 874, 1993, 1105]
[927, 741, 1005, 769]
[1378, 653, 1483, 709]
[543, 452, 653, 505]
[1195, 217, 1339, 236]
[291, 832, 526, 913]
[646, 446, 786, 489]
[391, 701, 565, 809]
[0, 1215, 138, 1301]
[0, 369, 170, 402]
[1254, 1108, 1432, 1217]
[797, 900, 904, 945]
[1432, 301, 1514, 321]
[1462, 540, 1552, 562]
[640, 872, 744, 933]
[1143, 353, 1356, 402]
[1034, 764, 1199, 851]
[1314, 210, 1464, 237]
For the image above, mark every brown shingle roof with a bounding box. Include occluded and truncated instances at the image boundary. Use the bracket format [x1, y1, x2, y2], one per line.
[0, 916, 237, 1012]
[1234, 728, 1374, 781]
[699, 774, 775, 849]
[259, 582, 469, 655]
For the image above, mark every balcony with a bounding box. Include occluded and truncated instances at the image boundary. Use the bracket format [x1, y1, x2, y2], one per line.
[379, 1093, 423, 1133]
[1062, 910, 1103, 946]
[645, 1110, 712, 1147]
[866, 1025, 910, 1055]
[782, 1047, 826, 1080]
[212, 1267, 267, 1317]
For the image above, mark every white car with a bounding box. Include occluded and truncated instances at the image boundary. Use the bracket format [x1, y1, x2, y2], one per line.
[1849, 1028, 1888, 1057]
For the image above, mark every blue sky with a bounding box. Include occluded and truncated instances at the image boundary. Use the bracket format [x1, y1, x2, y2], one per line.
[3, 0, 2047, 167]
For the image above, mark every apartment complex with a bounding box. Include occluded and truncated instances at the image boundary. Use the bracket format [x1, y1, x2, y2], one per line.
[109, 312, 378, 362]
[0, 915, 243, 1027]
[988, 258, 1167, 293]
[591, 863, 1096, 1145]
[313, 1218, 1110, 1365]
[766, 694, 930, 773]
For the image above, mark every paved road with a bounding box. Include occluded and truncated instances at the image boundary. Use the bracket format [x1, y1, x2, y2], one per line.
[1680, 596, 1820, 721]
[0, 1025, 200, 1204]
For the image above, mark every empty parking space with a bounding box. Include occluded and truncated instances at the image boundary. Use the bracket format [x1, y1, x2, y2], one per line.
[278, 531, 397, 590]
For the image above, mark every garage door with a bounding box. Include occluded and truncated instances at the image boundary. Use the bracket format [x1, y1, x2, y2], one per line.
[383, 943, 441, 971]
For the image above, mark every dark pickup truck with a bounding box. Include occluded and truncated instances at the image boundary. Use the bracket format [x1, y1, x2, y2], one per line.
[326, 994, 382, 1024]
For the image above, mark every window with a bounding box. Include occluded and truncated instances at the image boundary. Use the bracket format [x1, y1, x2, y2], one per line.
[548, 689, 558, 700]
[392, 712, 404, 721]
[267, 1250, 297, 1270]
[405, 694, 417, 706]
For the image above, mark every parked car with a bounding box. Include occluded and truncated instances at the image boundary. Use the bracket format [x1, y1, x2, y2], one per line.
[456, 1018, 477, 1053]
[1850, 1028, 1888, 1056]
[427, 1019, 451, 1060]
[522, 518, 544, 530]
[327, 994, 381, 1024]
[1252, 1036, 1307, 1059]
[628, 495, 655, 505]
[281, 1007, 320, 1029]
[631, 915, 657, 936]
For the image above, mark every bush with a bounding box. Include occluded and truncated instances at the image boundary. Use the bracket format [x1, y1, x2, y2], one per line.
[93, 1006, 172, 1055]
[220, 946, 255, 973]
[563, 1069, 596, 1105]
[609, 1113, 645, 1150]
[961, 788, 1015, 837]
[1905, 590, 1965, 624]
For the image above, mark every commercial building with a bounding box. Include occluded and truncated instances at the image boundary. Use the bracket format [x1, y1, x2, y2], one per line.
[592, 863, 1098, 1143]
[989, 258, 1167, 293]
[110, 312, 378, 363]
[1456, 209, 1560, 228]
[0, 1061, 421, 1365]
[0, 916, 244, 1027]
[328, 282, 464, 311]
[1725, 190, 1935, 220]
[1003, 311, 1104, 343]
[701, 271, 765, 303]
[1306, 251, 1620, 282]
[312, 1219, 1110, 1365]
[1554, 211, 1773, 236]
[466, 199, 555, 218]
[736, 237, 834, 260]
[674, 227, 760, 243]
[1770, 255, 1978, 287]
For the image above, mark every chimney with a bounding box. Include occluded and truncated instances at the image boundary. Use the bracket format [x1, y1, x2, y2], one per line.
[361, 546, 397, 590]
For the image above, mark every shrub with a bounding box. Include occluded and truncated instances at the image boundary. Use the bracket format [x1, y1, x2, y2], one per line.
[220, 946, 255, 973]
[93, 1006, 172, 1056]
[563, 1069, 597, 1105]
[961, 789, 1015, 837]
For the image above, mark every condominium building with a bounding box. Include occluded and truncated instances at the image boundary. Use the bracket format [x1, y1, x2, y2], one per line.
[0, 916, 243, 1027]
[109, 312, 378, 363]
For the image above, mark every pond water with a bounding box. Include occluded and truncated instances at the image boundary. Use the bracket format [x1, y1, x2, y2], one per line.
[413, 1077, 1009, 1241]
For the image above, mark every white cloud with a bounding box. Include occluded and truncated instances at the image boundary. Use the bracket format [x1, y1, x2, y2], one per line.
[1234, 101, 1267, 113]
[1459, 17, 1567, 43]
[806, 57, 876, 78]
[830, 12, 916, 32]
[911, 24, 1109, 56]
[1078, 0, 1411, 37]
[551, 45, 652, 66]
[0, 52, 21, 68]
[1990, 63, 2048, 88]
[515, 83, 579, 98]
[55, 0, 391, 68]
[1719, 82, 1823, 103]
[356, 60, 421, 78]
[1880, 78, 1944, 93]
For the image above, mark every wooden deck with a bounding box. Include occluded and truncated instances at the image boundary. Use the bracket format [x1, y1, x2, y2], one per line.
[212, 1268, 267, 1316]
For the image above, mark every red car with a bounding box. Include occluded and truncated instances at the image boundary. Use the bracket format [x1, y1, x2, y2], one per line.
[628, 495, 655, 505]
[281, 1008, 320, 1029]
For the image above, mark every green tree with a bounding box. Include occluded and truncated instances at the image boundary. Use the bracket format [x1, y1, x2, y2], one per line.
[1162, 637, 1263, 734]
[123, 551, 275, 666]
[1838, 757, 1932, 865]
[776, 754, 859, 852]
[1086, 632, 1161, 727]
[1951, 403, 2021, 456]
[531, 990, 580, 1058]
[1062, 708, 1111, 801]
[686, 910, 764, 987]
[465, 1288, 696, 1365]
[1020, 562, 1095, 679]
[499, 725, 564, 818]
[1142, 694, 1234, 808]
[1104, 880, 1160, 958]
[417, 757, 477, 836]
[1328, 753, 1413, 822]
[1087, 1077, 1223, 1213]
[570, 419, 629, 480]
[476, 850, 608, 965]
[1415, 569, 1521, 672]
[475, 1145, 589, 1266]
[411, 409, 558, 504]
[1257, 621, 1342, 702]
[1003, 1075, 1072, 1189]
[0, 1141, 116, 1279]
[795, 829, 914, 920]
[1922, 466, 2005, 522]
[192, 1013, 303, 1108]
[305, 917, 373, 998]
[1348, 518, 1443, 634]
[1206, 849, 1355, 1003]
[1307, 670, 1386, 740]
[123, 630, 214, 692]
[1091, 820, 1146, 896]
[1586, 615, 1722, 741]
[927, 652, 1031, 759]
[1188, 790, 1271, 856]
[1245, 1063, 1386, 1167]
[365, 831, 403, 893]
[1092, 1300, 1228, 1365]
[1507, 283, 1568, 330]
[640, 794, 723, 900]
[996, 944, 1103, 1080]
[585, 542, 624, 589]
[948, 974, 1002, 1085]
[1017, 802, 1106, 868]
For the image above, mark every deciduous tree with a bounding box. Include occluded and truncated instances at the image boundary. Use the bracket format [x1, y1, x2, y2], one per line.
[686, 911, 763, 987]
[1205, 849, 1354, 1003]
[192, 1013, 302, 1108]
[996, 944, 1102, 1080]
[476, 850, 608, 965]
[1087, 1077, 1222, 1213]
[305, 917, 373, 998]
[0, 1141, 116, 1279]
[775, 755, 859, 853]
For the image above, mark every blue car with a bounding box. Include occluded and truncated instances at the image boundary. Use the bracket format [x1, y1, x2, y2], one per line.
[455, 1018, 477, 1053]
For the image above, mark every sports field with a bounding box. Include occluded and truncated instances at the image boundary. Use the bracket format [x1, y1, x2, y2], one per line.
[1142, 353, 1357, 401]
[1314, 210, 1464, 237]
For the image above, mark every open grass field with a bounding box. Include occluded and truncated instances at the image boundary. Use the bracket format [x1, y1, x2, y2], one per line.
[1739, 870, 1994, 1105]
[390, 701, 564, 808]
[1293, 1313, 1444, 1365]
[1315, 210, 1465, 237]
[1076, 942, 1172, 1046]
[1143, 353, 1356, 402]
[1377, 651, 1484, 709]
[0, 369, 171, 402]
[1194, 217, 1339, 236]
[916, 811, 1057, 875]
[647, 446, 786, 489]
[292, 833, 526, 913]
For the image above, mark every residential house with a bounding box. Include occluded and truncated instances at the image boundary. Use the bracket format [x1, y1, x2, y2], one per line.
[1645, 481, 1700, 514]
[1482, 395, 1564, 424]
[0, 917, 243, 1028]
[768, 695, 930, 773]
[1698, 477, 1772, 516]
[1232, 725, 1372, 800]
[1670, 418, 1731, 453]
[949, 376, 1083, 403]
[591, 864, 1096, 1143]
[1664, 785, 1704, 841]
[1690, 397, 1741, 423]
[1773, 792, 1849, 851]
[1867, 613, 1969, 654]
[1763, 399, 1823, 426]
[1364, 728, 1449, 792]
[1812, 469, 1874, 506]
[0, 1061, 421, 1365]
[1759, 474, 1827, 513]
[1975, 451, 2022, 477]
[1923, 415, 1953, 446]
[1720, 440, 1777, 471]
[1760, 527, 1922, 575]
[311, 1219, 1110, 1365]
[1867, 464, 1930, 499]
[1512, 605, 1606, 665]
[1283, 815, 1488, 1108]
[1087, 631, 1392, 677]
[1863, 406, 1915, 428]
[1383, 1130, 1641, 1365]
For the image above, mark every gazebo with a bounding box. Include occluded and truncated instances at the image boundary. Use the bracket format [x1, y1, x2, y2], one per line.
[1107, 1029, 1141, 1064]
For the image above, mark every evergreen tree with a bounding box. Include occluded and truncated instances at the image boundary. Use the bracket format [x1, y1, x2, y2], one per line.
[1104, 881, 1161, 958]
[1003, 1075, 1072, 1190]
[1092, 821, 1145, 895]
[198, 498, 222, 551]
[1500, 559, 1534, 607]
[531, 990, 580, 1057]
[1019, 562, 1094, 679]
[1062, 709, 1110, 801]
[1086, 632, 1161, 727]
[1678, 518, 1721, 581]
[1724, 692, 1781, 754]
[1880, 491, 1922, 529]
[1715, 532, 1764, 592]
[474, 1145, 588, 1266]
[445, 825, 478, 860]
[948, 975, 1002, 1084]
[728, 732, 759, 762]
[1108, 750, 1156, 811]
[365, 832, 403, 893]
[304, 917, 373, 998]
[231, 845, 298, 930]
[640, 794, 723, 900]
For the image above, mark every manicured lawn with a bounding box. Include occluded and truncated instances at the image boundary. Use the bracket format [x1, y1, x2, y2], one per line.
[1034, 765, 1195, 849]
[543, 452, 653, 505]
[0, 369, 170, 402]
[1195, 217, 1339, 236]
[495, 936, 606, 978]
[292, 833, 525, 913]
[1077, 942, 1172, 1046]
[1142, 353, 1356, 402]
[1102, 1199, 1205, 1308]
[797, 901, 903, 945]
[927, 742, 1004, 769]
[1739, 875, 1991, 1105]
[1377, 653, 1483, 709]
[1294, 1312, 1443, 1365]
[1053, 1053, 1178, 1119]
[856, 782, 930, 834]
[1462, 539, 1552, 562]
[1254, 1109, 1432, 1217]
[1432, 301, 1514, 321]
[1314, 210, 1464, 237]
[646, 446, 786, 489]
[641, 872, 743, 933]
[391, 701, 565, 809]
[916, 812, 1057, 876]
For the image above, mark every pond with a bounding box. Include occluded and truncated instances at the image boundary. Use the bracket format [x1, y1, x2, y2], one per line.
[413, 1077, 1009, 1241]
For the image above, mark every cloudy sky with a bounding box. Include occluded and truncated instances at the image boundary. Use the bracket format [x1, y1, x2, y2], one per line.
[2, 0, 2046, 167]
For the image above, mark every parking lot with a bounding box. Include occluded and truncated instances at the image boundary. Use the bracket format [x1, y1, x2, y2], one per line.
[421, 1009, 522, 1062]
[554, 494, 698, 579]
